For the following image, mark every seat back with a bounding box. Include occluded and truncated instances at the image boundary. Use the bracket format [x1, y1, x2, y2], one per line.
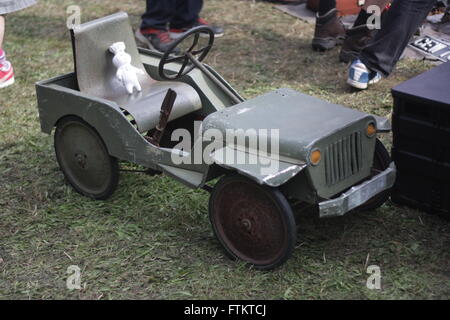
[71, 12, 155, 101]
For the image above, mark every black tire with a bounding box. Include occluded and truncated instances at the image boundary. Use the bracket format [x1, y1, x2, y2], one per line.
[356, 138, 391, 212]
[54, 116, 119, 200]
[209, 174, 297, 270]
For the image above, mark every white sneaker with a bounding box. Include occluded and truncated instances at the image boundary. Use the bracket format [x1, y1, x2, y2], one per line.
[347, 59, 381, 90]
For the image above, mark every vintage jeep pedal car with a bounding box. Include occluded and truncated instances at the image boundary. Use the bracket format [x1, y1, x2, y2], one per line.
[35, 12, 396, 270]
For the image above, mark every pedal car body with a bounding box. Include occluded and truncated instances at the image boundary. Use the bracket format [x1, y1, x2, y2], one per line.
[35, 12, 396, 269]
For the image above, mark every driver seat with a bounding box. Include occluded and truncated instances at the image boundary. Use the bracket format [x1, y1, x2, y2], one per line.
[71, 12, 202, 133]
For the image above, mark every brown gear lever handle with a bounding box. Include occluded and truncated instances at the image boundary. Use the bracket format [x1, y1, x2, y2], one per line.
[146, 88, 177, 147]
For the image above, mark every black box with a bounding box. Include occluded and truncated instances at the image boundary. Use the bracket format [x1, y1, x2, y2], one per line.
[391, 61, 450, 219]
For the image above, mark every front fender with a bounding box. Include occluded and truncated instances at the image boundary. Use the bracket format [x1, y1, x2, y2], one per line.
[373, 114, 391, 133]
[210, 146, 308, 187]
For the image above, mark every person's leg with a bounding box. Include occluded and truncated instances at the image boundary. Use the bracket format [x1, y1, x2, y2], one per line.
[359, 0, 436, 76]
[0, 16, 4, 48]
[169, 0, 224, 38]
[0, 15, 14, 89]
[312, 0, 345, 51]
[318, 0, 336, 15]
[438, 3, 450, 34]
[347, 0, 436, 89]
[137, 0, 179, 52]
[353, 0, 390, 28]
[141, 0, 177, 30]
[170, 0, 203, 29]
[339, 0, 391, 63]
[0, 16, 5, 65]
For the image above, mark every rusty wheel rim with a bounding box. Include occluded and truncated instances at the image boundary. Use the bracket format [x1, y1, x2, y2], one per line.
[211, 178, 292, 266]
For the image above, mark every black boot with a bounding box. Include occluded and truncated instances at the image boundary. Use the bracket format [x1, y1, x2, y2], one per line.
[339, 24, 376, 63]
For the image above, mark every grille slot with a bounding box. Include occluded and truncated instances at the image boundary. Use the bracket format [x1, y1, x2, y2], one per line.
[324, 132, 362, 185]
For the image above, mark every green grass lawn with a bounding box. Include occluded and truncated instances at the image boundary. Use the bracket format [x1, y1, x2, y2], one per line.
[0, 0, 449, 300]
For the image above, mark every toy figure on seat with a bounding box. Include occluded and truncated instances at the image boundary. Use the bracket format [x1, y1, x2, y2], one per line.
[109, 42, 145, 94]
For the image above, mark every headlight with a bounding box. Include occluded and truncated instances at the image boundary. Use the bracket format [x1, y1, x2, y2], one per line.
[310, 149, 321, 166]
[366, 122, 377, 138]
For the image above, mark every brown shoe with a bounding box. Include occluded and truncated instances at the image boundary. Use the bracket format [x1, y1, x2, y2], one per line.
[312, 9, 346, 51]
[339, 24, 376, 63]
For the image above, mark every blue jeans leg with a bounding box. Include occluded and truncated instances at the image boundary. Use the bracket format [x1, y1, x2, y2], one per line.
[141, 0, 177, 31]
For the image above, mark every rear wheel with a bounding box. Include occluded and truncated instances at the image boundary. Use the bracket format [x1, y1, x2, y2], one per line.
[356, 138, 391, 212]
[209, 174, 297, 270]
[54, 116, 119, 200]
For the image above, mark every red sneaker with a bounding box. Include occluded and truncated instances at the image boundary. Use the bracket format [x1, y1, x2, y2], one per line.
[135, 28, 178, 53]
[169, 18, 224, 39]
[0, 61, 14, 89]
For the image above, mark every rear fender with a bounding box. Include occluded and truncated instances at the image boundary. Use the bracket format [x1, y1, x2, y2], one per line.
[36, 79, 162, 169]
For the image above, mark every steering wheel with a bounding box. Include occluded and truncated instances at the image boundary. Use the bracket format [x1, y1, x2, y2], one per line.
[158, 26, 215, 80]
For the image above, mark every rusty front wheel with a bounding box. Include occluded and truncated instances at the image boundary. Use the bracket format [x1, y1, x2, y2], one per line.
[209, 174, 297, 270]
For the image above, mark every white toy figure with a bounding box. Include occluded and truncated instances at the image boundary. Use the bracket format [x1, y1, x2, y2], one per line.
[109, 42, 145, 94]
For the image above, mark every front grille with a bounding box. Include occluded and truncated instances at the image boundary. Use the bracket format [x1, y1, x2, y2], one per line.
[324, 132, 363, 186]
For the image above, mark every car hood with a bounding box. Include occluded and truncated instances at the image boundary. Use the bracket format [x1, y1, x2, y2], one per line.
[202, 88, 375, 162]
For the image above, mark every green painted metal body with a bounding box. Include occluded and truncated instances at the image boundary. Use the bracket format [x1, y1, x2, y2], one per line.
[35, 44, 389, 205]
[202, 88, 378, 202]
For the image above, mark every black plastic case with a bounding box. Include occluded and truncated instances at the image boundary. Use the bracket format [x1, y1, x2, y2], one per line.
[391, 61, 450, 219]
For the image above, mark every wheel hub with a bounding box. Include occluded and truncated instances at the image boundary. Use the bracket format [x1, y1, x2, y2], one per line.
[241, 218, 252, 232]
[55, 118, 119, 199]
[75, 152, 87, 169]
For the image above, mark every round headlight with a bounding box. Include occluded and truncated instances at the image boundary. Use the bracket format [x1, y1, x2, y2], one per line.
[310, 149, 321, 166]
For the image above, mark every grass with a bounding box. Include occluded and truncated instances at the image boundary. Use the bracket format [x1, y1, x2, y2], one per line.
[0, 0, 449, 300]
